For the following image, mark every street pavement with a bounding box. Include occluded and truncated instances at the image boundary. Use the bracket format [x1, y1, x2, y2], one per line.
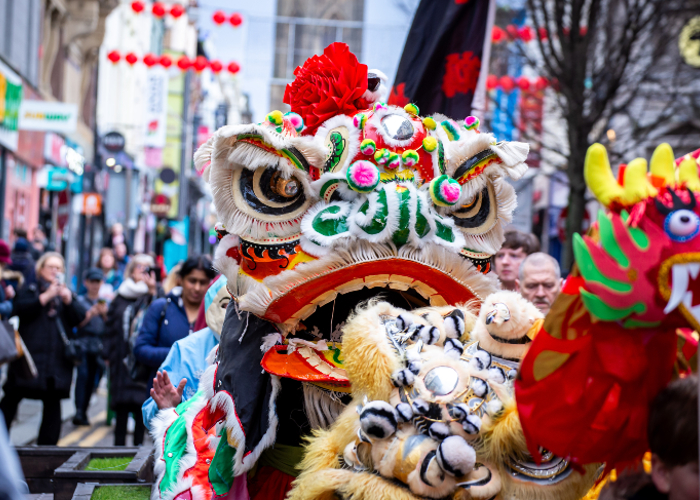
[8, 375, 151, 448]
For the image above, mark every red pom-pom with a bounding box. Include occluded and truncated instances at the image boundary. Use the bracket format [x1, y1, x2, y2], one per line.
[170, 4, 185, 18]
[486, 74, 498, 90]
[212, 10, 226, 25]
[283, 42, 368, 136]
[538, 27, 548, 40]
[152, 2, 166, 17]
[517, 76, 530, 91]
[143, 53, 158, 67]
[517, 26, 534, 43]
[499, 76, 515, 93]
[193, 56, 208, 72]
[131, 1, 145, 14]
[107, 50, 121, 64]
[125, 52, 139, 66]
[227, 61, 240, 74]
[229, 13, 243, 27]
[506, 24, 518, 39]
[177, 55, 191, 71]
[534, 76, 548, 91]
[491, 26, 506, 44]
[159, 55, 173, 68]
[209, 60, 223, 73]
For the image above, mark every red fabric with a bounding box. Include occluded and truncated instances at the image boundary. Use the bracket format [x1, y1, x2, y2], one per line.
[283, 42, 369, 135]
[247, 466, 295, 500]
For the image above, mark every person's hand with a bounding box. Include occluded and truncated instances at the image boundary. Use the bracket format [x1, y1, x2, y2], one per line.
[39, 281, 62, 305]
[144, 271, 157, 295]
[59, 285, 72, 304]
[4, 285, 14, 300]
[96, 301, 108, 317]
[151, 370, 186, 410]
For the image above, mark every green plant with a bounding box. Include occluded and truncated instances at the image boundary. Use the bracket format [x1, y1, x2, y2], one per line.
[84, 457, 133, 472]
[91, 485, 151, 500]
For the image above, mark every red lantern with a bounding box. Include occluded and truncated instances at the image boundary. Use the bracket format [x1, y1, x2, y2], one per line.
[538, 27, 548, 41]
[227, 61, 240, 74]
[209, 60, 223, 73]
[229, 13, 243, 27]
[177, 55, 192, 71]
[486, 74, 498, 90]
[491, 26, 506, 44]
[125, 52, 139, 66]
[506, 24, 518, 39]
[499, 76, 515, 93]
[159, 54, 173, 68]
[170, 4, 185, 19]
[517, 26, 534, 43]
[193, 56, 208, 72]
[563, 26, 571, 36]
[516, 76, 530, 91]
[580, 26, 588, 36]
[107, 50, 121, 64]
[152, 2, 166, 18]
[143, 53, 158, 68]
[535, 76, 548, 91]
[131, 1, 145, 14]
[212, 10, 226, 25]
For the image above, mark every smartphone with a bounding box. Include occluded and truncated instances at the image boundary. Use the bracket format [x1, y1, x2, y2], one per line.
[56, 272, 65, 285]
[97, 298, 107, 305]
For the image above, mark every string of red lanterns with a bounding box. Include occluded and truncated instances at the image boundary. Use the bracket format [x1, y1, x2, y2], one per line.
[130, 2, 243, 28]
[486, 75, 552, 93]
[492, 24, 587, 44]
[105, 50, 240, 74]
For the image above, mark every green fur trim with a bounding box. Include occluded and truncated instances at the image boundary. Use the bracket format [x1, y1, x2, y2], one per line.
[619, 210, 650, 250]
[160, 396, 202, 495]
[393, 187, 411, 246]
[325, 131, 345, 172]
[623, 319, 661, 329]
[311, 205, 349, 237]
[580, 289, 646, 321]
[435, 219, 456, 243]
[209, 429, 236, 496]
[415, 198, 429, 237]
[573, 233, 631, 293]
[357, 190, 389, 235]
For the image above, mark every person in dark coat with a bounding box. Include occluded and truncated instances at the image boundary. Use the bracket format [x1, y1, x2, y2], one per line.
[102, 254, 157, 446]
[0, 252, 85, 445]
[133, 255, 216, 371]
[8, 238, 36, 287]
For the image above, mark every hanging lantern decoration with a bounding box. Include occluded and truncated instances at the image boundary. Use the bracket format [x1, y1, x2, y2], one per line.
[534, 76, 548, 91]
[159, 54, 173, 68]
[170, 4, 185, 19]
[143, 53, 158, 67]
[131, 1, 145, 14]
[177, 55, 192, 71]
[227, 61, 241, 74]
[229, 12, 243, 27]
[152, 2, 166, 18]
[107, 50, 121, 64]
[486, 74, 498, 90]
[499, 75, 515, 93]
[209, 60, 223, 73]
[517, 76, 530, 91]
[506, 24, 518, 39]
[538, 27, 548, 41]
[517, 26, 534, 43]
[193, 56, 209, 72]
[125, 52, 139, 66]
[580, 26, 588, 36]
[212, 10, 226, 25]
[491, 26, 506, 44]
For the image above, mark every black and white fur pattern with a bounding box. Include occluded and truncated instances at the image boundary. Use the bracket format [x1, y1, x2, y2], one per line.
[359, 401, 399, 440]
[436, 436, 476, 477]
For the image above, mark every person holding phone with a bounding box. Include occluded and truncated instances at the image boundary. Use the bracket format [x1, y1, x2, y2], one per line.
[0, 252, 86, 445]
[72, 268, 109, 426]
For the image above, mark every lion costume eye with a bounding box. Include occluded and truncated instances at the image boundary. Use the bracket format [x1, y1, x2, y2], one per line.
[233, 166, 309, 219]
[450, 183, 498, 234]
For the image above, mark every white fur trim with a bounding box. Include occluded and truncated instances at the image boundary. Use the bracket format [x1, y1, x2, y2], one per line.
[313, 115, 362, 173]
[301, 201, 353, 248]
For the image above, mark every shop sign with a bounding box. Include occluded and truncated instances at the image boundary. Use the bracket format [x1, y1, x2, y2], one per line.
[18, 100, 78, 133]
[144, 69, 168, 148]
[102, 131, 125, 153]
[39, 165, 71, 191]
[150, 193, 171, 217]
[0, 59, 22, 150]
[57, 190, 70, 230]
[44, 132, 66, 166]
[81, 193, 102, 216]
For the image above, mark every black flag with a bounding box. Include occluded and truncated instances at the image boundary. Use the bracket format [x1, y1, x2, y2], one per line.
[389, 0, 491, 117]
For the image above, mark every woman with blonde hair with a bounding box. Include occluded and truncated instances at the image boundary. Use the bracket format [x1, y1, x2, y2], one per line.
[0, 252, 86, 444]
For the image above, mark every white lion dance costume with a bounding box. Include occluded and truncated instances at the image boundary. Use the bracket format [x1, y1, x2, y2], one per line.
[149, 42, 699, 500]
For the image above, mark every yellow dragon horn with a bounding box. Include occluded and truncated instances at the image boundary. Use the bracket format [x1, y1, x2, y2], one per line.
[620, 158, 657, 204]
[650, 143, 675, 186]
[678, 156, 700, 191]
[584, 143, 624, 207]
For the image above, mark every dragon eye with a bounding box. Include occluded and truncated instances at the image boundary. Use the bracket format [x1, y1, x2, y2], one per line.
[381, 114, 414, 141]
[665, 209, 700, 242]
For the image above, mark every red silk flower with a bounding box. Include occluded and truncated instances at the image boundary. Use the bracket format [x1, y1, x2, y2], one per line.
[283, 42, 369, 135]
